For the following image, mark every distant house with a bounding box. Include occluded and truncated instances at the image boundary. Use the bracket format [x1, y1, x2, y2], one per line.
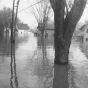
[36, 23, 54, 36]
[17, 23, 30, 33]
[77, 24, 88, 41]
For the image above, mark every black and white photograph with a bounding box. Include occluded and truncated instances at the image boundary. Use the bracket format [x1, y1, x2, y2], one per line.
[0, 0, 88, 88]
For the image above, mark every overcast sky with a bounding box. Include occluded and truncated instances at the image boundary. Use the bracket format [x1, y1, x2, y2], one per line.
[0, 0, 88, 28]
[0, 0, 38, 28]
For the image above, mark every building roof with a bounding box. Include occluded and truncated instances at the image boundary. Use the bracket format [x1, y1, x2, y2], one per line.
[46, 23, 54, 30]
[79, 24, 86, 31]
[79, 24, 88, 32]
[17, 23, 30, 30]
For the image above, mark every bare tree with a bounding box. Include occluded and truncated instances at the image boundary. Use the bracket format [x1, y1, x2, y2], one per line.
[50, 0, 87, 64]
[29, 0, 52, 35]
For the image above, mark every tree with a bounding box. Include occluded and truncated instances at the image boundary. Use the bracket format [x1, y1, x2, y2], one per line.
[0, 7, 11, 33]
[0, 10, 4, 33]
[29, 0, 52, 35]
[0, 7, 21, 35]
[2, 7, 12, 29]
[50, 0, 87, 64]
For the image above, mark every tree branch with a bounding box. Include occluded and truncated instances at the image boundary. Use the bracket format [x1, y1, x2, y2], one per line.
[64, 0, 87, 40]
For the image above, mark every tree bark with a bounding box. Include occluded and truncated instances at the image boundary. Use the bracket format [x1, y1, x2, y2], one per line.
[54, 37, 70, 64]
[50, 0, 87, 64]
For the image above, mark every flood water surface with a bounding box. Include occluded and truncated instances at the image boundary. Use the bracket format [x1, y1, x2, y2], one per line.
[0, 33, 88, 88]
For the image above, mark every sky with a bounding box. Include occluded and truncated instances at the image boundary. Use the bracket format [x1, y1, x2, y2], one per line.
[0, 0, 38, 28]
[0, 0, 88, 28]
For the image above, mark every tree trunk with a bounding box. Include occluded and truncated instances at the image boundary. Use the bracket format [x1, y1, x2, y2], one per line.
[50, 0, 87, 65]
[54, 0, 69, 64]
[55, 38, 71, 64]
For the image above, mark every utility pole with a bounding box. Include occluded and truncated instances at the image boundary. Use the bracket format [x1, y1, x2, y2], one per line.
[14, 0, 20, 41]
[11, 0, 15, 43]
[11, 0, 15, 82]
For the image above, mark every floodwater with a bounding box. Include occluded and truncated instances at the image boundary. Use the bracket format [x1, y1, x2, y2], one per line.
[0, 32, 88, 88]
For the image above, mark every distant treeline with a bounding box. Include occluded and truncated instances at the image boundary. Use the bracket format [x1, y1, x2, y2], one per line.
[0, 7, 21, 34]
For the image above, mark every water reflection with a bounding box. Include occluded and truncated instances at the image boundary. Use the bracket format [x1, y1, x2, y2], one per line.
[69, 39, 88, 88]
[53, 65, 68, 88]
[2, 33, 88, 88]
[33, 36, 54, 88]
[40, 36, 47, 59]
[15, 35, 54, 88]
[37, 36, 54, 61]
[0, 33, 11, 56]
[10, 43, 18, 88]
[0, 33, 29, 57]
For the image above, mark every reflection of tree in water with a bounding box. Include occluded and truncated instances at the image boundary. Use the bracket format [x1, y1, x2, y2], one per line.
[53, 65, 68, 88]
[15, 33, 29, 44]
[37, 35, 54, 47]
[24, 36, 54, 88]
[0, 33, 12, 57]
[34, 36, 53, 87]
[0, 33, 29, 57]
[10, 43, 18, 88]
[68, 63, 76, 88]
[4, 33, 11, 56]
[0, 34, 10, 56]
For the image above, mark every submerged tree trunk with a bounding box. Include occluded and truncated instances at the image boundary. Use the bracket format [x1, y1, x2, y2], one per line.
[54, 36, 71, 64]
[50, 0, 87, 64]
